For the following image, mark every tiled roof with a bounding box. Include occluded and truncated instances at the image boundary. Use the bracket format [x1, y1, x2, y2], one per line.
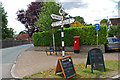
[16, 33, 30, 40]
[109, 18, 120, 25]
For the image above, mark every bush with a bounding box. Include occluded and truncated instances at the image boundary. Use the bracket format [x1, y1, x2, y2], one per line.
[33, 25, 107, 46]
[108, 26, 118, 37]
[32, 31, 52, 46]
[108, 23, 120, 39]
[117, 23, 120, 39]
[4, 37, 13, 40]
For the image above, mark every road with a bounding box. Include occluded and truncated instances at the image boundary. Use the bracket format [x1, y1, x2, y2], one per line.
[1, 44, 33, 78]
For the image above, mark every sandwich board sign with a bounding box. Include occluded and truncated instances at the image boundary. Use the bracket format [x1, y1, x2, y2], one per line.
[85, 48, 106, 73]
[55, 56, 76, 78]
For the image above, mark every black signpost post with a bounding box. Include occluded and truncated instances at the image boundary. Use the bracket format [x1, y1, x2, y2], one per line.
[85, 48, 106, 73]
[52, 7, 76, 78]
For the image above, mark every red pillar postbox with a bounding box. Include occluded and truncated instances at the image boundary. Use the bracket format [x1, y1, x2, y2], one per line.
[73, 36, 80, 53]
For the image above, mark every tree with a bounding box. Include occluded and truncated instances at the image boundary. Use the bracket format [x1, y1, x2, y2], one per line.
[70, 21, 84, 27]
[19, 30, 27, 35]
[35, 2, 61, 49]
[16, 2, 43, 37]
[117, 23, 120, 39]
[0, 4, 14, 40]
[36, 2, 61, 31]
[108, 24, 120, 38]
[85, 23, 92, 26]
[100, 19, 108, 25]
[73, 16, 85, 24]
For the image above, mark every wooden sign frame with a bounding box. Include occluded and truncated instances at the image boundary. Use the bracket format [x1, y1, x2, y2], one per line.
[55, 56, 76, 78]
[85, 48, 106, 73]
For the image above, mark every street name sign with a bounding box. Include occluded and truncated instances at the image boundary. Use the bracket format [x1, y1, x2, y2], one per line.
[51, 14, 63, 20]
[51, 18, 75, 27]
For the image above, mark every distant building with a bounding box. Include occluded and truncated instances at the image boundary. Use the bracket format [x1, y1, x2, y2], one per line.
[109, 18, 120, 26]
[118, 1, 120, 18]
[16, 33, 32, 40]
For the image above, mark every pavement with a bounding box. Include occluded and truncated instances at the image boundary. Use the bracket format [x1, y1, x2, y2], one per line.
[12, 47, 119, 78]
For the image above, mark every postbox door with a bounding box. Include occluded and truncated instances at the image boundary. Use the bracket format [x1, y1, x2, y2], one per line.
[74, 38, 79, 50]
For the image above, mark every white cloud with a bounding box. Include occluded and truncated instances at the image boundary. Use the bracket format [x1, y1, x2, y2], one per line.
[0, 0, 119, 34]
[1, 0, 35, 34]
[62, 0, 118, 24]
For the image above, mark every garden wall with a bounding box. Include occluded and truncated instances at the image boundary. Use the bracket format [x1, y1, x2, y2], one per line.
[34, 45, 105, 53]
[1, 40, 31, 48]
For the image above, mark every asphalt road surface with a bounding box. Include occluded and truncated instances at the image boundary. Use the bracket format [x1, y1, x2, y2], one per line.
[1, 44, 33, 78]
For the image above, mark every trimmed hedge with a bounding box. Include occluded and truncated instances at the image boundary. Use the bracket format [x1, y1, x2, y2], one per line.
[33, 25, 107, 46]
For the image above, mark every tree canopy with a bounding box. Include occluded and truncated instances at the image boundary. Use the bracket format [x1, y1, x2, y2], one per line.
[70, 21, 84, 27]
[108, 23, 120, 39]
[73, 16, 85, 24]
[0, 4, 14, 40]
[35, 2, 61, 31]
[100, 19, 108, 25]
[16, 2, 43, 37]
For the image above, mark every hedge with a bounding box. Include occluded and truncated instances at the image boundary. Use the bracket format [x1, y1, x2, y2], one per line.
[32, 25, 107, 46]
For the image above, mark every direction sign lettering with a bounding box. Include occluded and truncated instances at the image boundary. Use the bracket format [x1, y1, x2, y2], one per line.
[51, 14, 63, 20]
[51, 18, 75, 27]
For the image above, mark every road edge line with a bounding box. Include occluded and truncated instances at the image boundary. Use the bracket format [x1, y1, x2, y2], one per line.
[111, 75, 120, 79]
[10, 61, 20, 78]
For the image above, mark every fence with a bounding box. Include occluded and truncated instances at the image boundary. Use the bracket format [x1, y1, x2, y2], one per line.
[1, 40, 31, 48]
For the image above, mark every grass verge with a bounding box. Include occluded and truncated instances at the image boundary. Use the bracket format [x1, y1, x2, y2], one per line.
[23, 60, 118, 79]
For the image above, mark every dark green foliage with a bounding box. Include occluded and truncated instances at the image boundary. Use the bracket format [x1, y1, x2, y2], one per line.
[100, 19, 108, 24]
[108, 26, 117, 37]
[32, 31, 52, 46]
[33, 25, 107, 46]
[117, 23, 120, 39]
[19, 30, 27, 35]
[73, 16, 85, 23]
[0, 4, 14, 40]
[108, 23, 120, 39]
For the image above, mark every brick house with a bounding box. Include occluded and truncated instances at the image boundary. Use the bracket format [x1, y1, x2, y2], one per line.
[109, 18, 120, 26]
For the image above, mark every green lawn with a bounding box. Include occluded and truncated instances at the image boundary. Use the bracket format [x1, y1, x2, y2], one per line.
[23, 60, 118, 79]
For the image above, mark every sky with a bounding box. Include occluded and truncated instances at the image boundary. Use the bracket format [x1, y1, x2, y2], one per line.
[1, 0, 119, 34]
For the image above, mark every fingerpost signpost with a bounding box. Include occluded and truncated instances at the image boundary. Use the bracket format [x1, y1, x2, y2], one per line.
[51, 7, 76, 78]
[51, 8, 75, 57]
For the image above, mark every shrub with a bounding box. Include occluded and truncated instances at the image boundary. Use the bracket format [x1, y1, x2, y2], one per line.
[117, 23, 120, 39]
[33, 25, 107, 46]
[108, 26, 118, 37]
[4, 38, 13, 40]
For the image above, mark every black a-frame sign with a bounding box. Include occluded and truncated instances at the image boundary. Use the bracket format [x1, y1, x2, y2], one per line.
[85, 48, 106, 73]
[55, 56, 76, 78]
